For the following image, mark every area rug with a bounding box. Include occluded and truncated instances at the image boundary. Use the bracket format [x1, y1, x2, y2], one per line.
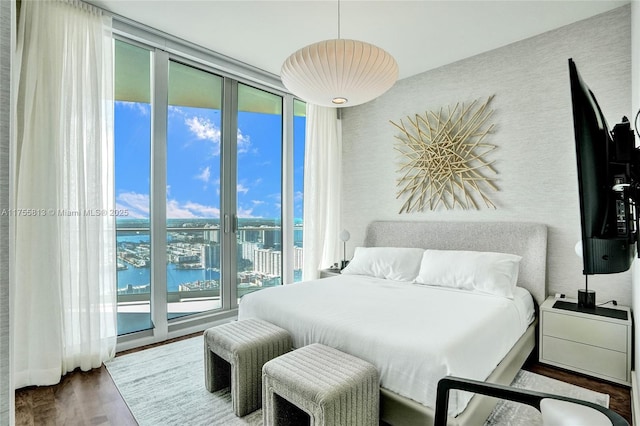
[105, 335, 609, 426]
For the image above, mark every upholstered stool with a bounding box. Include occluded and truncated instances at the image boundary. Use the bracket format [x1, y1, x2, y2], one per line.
[262, 343, 380, 426]
[204, 318, 291, 417]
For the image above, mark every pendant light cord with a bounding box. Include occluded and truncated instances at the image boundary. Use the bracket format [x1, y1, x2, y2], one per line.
[337, 0, 341, 39]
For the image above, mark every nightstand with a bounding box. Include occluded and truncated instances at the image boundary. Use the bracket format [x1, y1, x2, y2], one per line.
[539, 296, 632, 386]
[319, 269, 341, 278]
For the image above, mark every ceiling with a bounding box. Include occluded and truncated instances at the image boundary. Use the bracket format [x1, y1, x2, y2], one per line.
[88, 0, 628, 81]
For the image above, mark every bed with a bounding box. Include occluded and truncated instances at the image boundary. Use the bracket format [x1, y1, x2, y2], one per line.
[238, 221, 548, 425]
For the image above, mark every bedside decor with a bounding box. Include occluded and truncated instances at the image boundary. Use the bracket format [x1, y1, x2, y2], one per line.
[339, 229, 351, 269]
[539, 296, 631, 386]
[391, 96, 498, 213]
[574, 240, 596, 308]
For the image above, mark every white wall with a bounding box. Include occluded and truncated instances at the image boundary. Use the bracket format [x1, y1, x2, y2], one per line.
[630, 0, 640, 420]
[342, 5, 632, 305]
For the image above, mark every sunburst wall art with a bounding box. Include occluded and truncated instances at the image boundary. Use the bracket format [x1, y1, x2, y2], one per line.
[390, 95, 498, 213]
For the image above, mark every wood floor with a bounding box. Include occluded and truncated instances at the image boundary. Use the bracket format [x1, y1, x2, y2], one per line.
[15, 339, 633, 426]
[522, 360, 633, 424]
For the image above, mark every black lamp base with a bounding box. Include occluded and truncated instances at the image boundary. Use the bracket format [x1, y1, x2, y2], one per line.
[578, 289, 596, 309]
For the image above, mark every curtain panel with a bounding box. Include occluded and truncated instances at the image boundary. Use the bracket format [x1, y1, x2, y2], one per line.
[301, 104, 342, 280]
[13, 0, 116, 387]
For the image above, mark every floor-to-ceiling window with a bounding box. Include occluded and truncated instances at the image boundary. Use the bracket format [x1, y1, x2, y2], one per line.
[236, 84, 282, 298]
[114, 40, 152, 335]
[113, 33, 305, 346]
[166, 60, 223, 319]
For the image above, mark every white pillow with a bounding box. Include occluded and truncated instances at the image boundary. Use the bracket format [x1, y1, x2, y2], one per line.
[340, 247, 425, 282]
[414, 249, 522, 298]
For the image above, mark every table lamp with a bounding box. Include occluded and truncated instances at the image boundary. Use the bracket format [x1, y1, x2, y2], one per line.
[575, 240, 596, 308]
[339, 229, 350, 270]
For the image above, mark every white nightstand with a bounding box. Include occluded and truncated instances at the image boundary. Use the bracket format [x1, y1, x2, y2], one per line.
[319, 269, 341, 278]
[539, 296, 632, 386]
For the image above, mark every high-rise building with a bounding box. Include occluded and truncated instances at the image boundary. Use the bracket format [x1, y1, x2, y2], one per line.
[201, 244, 220, 269]
[263, 229, 281, 249]
[254, 248, 281, 277]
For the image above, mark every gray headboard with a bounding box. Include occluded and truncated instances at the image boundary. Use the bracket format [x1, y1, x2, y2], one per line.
[364, 221, 548, 306]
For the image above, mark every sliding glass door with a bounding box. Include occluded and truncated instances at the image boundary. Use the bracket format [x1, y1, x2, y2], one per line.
[236, 84, 283, 298]
[114, 40, 153, 335]
[166, 60, 224, 319]
[114, 37, 303, 345]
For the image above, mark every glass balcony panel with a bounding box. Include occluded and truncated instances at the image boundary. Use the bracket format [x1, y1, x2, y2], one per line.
[166, 227, 222, 319]
[116, 228, 151, 335]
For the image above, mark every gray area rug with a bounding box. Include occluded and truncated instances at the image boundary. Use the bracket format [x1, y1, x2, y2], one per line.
[105, 335, 609, 426]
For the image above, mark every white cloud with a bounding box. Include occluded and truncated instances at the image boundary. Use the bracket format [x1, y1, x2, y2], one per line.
[269, 193, 282, 202]
[237, 129, 252, 154]
[166, 200, 221, 219]
[252, 200, 265, 206]
[180, 115, 253, 157]
[116, 192, 150, 218]
[168, 105, 185, 116]
[182, 202, 220, 217]
[166, 199, 198, 219]
[186, 116, 221, 142]
[116, 191, 224, 219]
[195, 166, 211, 184]
[237, 183, 250, 195]
[237, 207, 255, 218]
[185, 116, 222, 156]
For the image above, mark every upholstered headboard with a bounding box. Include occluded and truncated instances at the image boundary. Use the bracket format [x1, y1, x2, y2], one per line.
[364, 221, 548, 306]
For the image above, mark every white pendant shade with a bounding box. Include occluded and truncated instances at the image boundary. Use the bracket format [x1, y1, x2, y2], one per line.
[281, 39, 398, 108]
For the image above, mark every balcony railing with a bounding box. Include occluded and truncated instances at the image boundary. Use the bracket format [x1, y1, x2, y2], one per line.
[115, 223, 298, 335]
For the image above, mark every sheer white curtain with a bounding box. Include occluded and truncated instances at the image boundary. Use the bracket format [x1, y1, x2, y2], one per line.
[13, 0, 116, 387]
[302, 104, 342, 280]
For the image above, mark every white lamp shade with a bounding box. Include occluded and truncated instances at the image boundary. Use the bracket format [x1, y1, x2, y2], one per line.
[281, 39, 398, 108]
[339, 229, 351, 242]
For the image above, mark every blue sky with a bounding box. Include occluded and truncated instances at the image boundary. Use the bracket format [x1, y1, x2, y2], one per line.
[115, 101, 305, 221]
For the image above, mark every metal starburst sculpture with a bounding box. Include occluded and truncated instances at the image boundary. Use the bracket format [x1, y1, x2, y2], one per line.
[391, 96, 498, 213]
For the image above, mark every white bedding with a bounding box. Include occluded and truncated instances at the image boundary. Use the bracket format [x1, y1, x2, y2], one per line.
[238, 275, 535, 416]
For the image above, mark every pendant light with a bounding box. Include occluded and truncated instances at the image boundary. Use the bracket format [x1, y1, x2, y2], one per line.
[280, 0, 398, 108]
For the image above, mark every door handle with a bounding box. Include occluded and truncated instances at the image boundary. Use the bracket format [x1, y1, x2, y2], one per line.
[224, 214, 238, 234]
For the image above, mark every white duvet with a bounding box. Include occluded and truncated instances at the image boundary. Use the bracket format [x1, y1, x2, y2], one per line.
[238, 274, 534, 416]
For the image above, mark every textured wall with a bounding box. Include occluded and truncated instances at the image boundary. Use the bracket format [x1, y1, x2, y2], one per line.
[630, 0, 640, 406]
[0, 0, 12, 424]
[342, 5, 632, 305]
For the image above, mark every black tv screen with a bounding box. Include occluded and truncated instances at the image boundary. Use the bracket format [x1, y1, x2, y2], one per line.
[569, 58, 637, 274]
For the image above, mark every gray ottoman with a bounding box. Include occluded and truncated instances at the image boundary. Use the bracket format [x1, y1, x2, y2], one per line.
[262, 343, 380, 426]
[204, 318, 291, 417]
